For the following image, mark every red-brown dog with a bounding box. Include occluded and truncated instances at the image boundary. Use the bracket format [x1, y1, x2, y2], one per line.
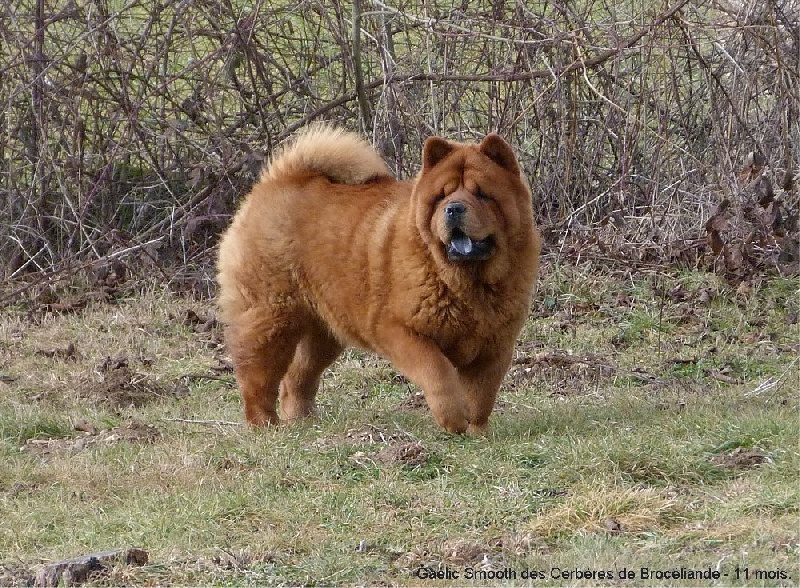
[217, 126, 540, 434]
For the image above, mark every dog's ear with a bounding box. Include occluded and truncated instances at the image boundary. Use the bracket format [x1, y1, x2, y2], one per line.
[422, 137, 454, 172]
[480, 134, 519, 175]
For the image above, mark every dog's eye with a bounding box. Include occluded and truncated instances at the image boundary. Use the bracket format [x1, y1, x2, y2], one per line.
[476, 189, 492, 201]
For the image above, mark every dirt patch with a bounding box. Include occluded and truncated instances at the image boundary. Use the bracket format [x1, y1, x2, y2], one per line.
[394, 539, 500, 572]
[81, 358, 178, 409]
[22, 420, 161, 456]
[509, 350, 617, 395]
[0, 563, 34, 588]
[397, 390, 428, 412]
[316, 426, 430, 469]
[372, 441, 429, 467]
[107, 420, 161, 443]
[312, 424, 410, 449]
[34, 548, 148, 587]
[440, 539, 492, 566]
[490, 532, 551, 557]
[711, 447, 772, 470]
[4, 482, 44, 497]
[180, 308, 218, 334]
[23, 436, 92, 456]
[34, 341, 79, 360]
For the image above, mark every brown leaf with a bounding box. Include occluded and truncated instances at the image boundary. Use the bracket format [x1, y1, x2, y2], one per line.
[762, 201, 780, 231]
[667, 284, 687, 303]
[183, 309, 204, 326]
[697, 288, 715, 304]
[738, 151, 766, 186]
[705, 199, 730, 232]
[781, 169, 794, 192]
[35, 342, 78, 360]
[188, 164, 206, 189]
[724, 244, 747, 274]
[74, 419, 98, 435]
[755, 176, 775, 207]
[707, 229, 725, 255]
[604, 517, 622, 534]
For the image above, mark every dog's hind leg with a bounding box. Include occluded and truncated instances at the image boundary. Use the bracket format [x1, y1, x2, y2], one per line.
[279, 323, 343, 421]
[226, 316, 299, 427]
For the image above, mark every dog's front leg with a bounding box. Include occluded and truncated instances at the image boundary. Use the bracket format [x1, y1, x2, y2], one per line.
[377, 325, 470, 434]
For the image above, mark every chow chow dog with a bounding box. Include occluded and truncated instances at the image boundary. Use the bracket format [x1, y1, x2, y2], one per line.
[217, 126, 540, 434]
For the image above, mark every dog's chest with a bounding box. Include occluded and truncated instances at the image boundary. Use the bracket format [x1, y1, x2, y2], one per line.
[420, 304, 494, 367]
[440, 335, 484, 367]
[406, 278, 511, 366]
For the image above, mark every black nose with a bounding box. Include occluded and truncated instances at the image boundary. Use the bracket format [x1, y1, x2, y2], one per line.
[445, 201, 466, 218]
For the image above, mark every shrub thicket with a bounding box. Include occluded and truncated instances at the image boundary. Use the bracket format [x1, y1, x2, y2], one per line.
[1, 0, 797, 281]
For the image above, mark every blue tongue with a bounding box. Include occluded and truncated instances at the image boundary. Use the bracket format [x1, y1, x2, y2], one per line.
[451, 234, 473, 255]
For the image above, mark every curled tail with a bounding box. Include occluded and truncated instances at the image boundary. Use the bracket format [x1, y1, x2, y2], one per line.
[261, 125, 392, 184]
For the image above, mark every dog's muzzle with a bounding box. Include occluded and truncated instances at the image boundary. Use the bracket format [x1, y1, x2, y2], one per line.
[444, 202, 494, 262]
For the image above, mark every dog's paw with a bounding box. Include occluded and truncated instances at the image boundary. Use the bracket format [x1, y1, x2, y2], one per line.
[432, 409, 470, 435]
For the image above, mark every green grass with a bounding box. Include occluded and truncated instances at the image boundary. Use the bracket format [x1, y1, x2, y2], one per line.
[0, 265, 798, 586]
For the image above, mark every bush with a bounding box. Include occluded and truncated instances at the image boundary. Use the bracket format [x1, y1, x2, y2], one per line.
[1, 0, 797, 279]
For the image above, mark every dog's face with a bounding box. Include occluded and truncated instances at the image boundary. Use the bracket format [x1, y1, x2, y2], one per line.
[414, 134, 529, 268]
[435, 183, 497, 262]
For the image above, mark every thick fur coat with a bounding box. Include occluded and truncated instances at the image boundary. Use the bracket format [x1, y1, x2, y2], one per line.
[217, 126, 541, 434]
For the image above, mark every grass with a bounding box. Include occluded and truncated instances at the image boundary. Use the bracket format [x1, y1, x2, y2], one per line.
[0, 261, 798, 586]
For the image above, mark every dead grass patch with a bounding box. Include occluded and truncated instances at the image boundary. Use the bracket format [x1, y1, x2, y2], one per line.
[394, 538, 498, 572]
[22, 420, 161, 457]
[311, 424, 412, 449]
[526, 486, 690, 537]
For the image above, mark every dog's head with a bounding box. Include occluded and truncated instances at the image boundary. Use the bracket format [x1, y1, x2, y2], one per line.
[414, 133, 531, 270]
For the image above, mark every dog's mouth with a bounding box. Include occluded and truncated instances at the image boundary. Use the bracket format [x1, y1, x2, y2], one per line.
[446, 228, 495, 262]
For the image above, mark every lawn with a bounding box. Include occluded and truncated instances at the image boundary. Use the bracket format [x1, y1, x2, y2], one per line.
[0, 260, 797, 586]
